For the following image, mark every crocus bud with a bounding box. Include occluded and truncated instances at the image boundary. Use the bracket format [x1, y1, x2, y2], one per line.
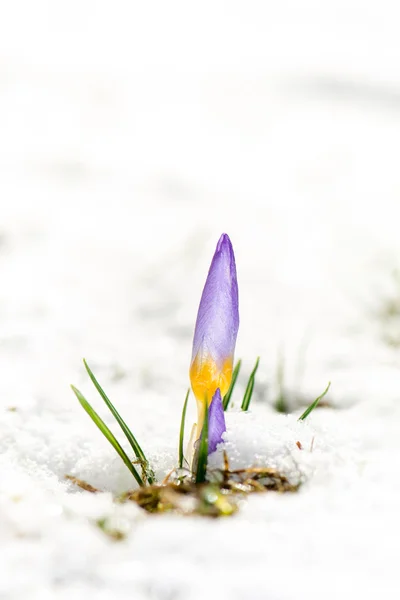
[190, 233, 239, 434]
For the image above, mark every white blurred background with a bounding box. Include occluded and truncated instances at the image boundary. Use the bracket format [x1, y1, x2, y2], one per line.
[1, 0, 400, 414]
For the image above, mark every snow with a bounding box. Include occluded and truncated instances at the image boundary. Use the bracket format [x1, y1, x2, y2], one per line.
[1, 1, 400, 598]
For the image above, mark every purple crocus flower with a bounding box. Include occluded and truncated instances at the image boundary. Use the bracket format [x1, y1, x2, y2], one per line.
[190, 233, 239, 435]
[207, 388, 226, 454]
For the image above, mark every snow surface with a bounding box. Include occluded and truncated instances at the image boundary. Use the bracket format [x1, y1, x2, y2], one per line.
[1, 1, 400, 598]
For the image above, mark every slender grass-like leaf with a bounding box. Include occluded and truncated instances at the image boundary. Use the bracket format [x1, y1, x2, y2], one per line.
[298, 382, 331, 421]
[195, 401, 209, 484]
[241, 357, 260, 411]
[179, 389, 190, 469]
[274, 350, 288, 413]
[83, 359, 144, 457]
[83, 359, 154, 484]
[223, 360, 241, 411]
[274, 392, 288, 414]
[71, 385, 144, 486]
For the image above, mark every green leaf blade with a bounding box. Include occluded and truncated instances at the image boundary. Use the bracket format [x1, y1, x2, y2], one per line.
[241, 357, 260, 411]
[71, 385, 144, 487]
[179, 389, 190, 469]
[195, 401, 209, 484]
[83, 359, 154, 484]
[274, 350, 289, 413]
[223, 360, 241, 411]
[298, 381, 331, 421]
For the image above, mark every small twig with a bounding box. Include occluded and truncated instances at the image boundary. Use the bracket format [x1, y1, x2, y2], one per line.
[162, 468, 175, 485]
[65, 475, 99, 493]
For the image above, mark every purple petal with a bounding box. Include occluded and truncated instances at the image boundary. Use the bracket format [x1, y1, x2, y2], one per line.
[191, 234, 239, 383]
[207, 388, 226, 454]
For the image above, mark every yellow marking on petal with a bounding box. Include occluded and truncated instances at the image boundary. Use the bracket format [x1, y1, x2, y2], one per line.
[190, 353, 233, 438]
[190, 354, 232, 404]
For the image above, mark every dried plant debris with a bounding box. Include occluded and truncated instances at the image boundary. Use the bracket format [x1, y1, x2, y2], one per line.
[66, 458, 300, 520]
[121, 481, 238, 517]
[121, 465, 300, 517]
[95, 517, 127, 542]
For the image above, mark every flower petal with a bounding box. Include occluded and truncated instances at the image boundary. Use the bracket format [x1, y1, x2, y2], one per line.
[190, 233, 239, 402]
[207, 388, 226, 454]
